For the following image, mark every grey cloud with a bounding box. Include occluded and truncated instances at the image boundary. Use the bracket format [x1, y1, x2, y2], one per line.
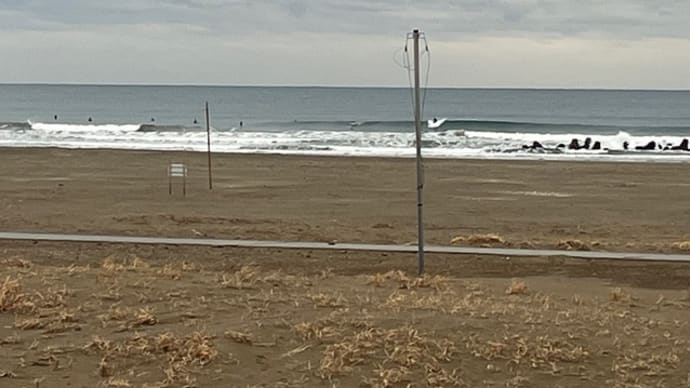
[2, 0, 690, 39]
[3, 0, 690, 87]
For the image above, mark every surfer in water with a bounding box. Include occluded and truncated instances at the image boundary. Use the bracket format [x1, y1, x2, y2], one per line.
[54, 114, 58, 120]
[193, 118, 198, 124]
[88, 117, 93, 123]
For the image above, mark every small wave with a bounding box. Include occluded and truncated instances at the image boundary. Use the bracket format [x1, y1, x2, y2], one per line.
[240, 144, 333, 152]
[240, 118, 690, 135]
[0, 121, 32, 130]
[138, 124, 192, 132]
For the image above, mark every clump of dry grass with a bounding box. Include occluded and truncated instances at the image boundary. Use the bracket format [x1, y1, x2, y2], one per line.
[0, 276, 28, 312]
[224, 329, 252, 344]
[671, 241, 690, 251]
[450, 233, 506, 247]
[15, 309, 80, 333]
[294, 321, 340, 343]
[557, 239, 591, 251]
[0, 277, 68, 313]
[1, 333, 21, 345]
[157, 264, 181, 280]
[98, 305, 157, 329]
[308, 292, 349, 308]
[611, 349, 681, 378]
[219, 266, 258, 289]
[506, 279, 529, 295]
[99, 377, 131, 387]
[34, 285, 71, 309]
[102, 256, 150, 272]
[261, 270, 312, 288]
[317, 326, 461, 386]
[85, 331, 218, 386]
[609, 287, 632, 304]
[0, 257, 32, 268]
[465, 334, 589, 371]
[294, 317, 370, 344]
[366, 271, 448, 291]
[0, 369, 17, 378]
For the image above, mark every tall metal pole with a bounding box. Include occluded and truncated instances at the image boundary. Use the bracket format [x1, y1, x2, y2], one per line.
[413, 29, 425, 275]
[205, 101, 213, 190]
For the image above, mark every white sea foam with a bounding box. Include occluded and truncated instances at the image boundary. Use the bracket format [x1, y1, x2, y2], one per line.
[29, 121, 142, 133]
[1, 123, 688, 163]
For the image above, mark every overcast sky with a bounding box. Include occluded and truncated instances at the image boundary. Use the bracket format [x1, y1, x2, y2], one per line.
[2, 0, 690, 88]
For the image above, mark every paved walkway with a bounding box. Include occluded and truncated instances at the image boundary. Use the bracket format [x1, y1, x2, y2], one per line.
[1, 232, 690, 263]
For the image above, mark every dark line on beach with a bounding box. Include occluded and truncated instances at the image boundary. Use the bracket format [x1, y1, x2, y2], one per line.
[1, 232, 690, 263]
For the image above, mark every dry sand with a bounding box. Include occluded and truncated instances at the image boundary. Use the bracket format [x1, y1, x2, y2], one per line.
[1, 148, 690, 387]
[1, 148, 690, 252]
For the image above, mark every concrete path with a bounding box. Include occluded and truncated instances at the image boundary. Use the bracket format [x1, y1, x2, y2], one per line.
[1, 231, 690, 263]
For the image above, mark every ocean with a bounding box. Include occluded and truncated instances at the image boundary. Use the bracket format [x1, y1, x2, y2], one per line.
[1, 84, 689, 162]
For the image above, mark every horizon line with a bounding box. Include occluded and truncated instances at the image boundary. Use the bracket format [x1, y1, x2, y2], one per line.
[1, 82, 690, 92]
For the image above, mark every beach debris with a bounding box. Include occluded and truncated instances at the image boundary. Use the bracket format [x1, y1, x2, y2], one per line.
[0, 257, 32, 268]
[609, 287, 634, 305]
[15, 309, 80, 334]
[0, 276, 26, 312]
[557, 239, 590, 251]
[506, 279, 528, 295]
[309, 292, 349, 308]
[281, 344, 312, 359]
[0, 334, 21, 345]
[85, 331, 218, 386]
[97, 305, 157, 330]
[318, 325, 461, 386]
[224, 329, 253, 345]
[219, 265, 258, 289]
[671, 241, 690, 251]
[101, 377, 131, 387]
[1, 277, 69, 313]
[0, 369, 17, 378]
[101, 256, 150, 272]
[366, 270, 448, 291]
[450, 233, 506, 246]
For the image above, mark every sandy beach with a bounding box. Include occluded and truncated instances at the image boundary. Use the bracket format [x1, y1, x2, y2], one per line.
[2, 148, 690, 387]
[1, 147, 690, 252]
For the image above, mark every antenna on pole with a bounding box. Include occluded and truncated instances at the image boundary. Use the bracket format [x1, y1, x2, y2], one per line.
[412, 29, 425, 275]
[205, 101, 213, 190]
